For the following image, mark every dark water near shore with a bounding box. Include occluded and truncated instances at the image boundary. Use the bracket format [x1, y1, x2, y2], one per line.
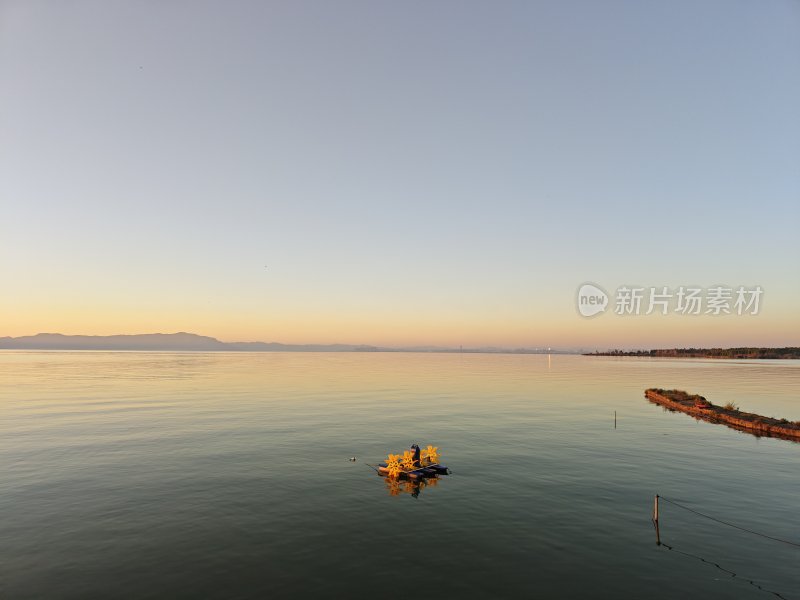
[1, 352, 798, 599]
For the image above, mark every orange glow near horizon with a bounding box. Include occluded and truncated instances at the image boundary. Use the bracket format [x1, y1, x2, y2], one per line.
[2, 1, 797, 354]
[2, 300, 797, 349]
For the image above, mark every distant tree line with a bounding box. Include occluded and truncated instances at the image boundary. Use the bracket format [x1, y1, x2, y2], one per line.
[585, 347, 800, 359]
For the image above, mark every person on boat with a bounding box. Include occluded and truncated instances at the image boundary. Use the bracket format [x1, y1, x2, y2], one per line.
[410, 443, 421, 467]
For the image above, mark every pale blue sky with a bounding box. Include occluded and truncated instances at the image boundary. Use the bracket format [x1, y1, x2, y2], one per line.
[1, 1, 798, 347]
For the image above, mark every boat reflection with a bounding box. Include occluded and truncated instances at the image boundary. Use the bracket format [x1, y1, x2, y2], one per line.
[380, 474, 443, 498]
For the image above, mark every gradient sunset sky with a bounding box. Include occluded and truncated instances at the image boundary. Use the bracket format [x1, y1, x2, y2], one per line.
[1, 1, 798, 348]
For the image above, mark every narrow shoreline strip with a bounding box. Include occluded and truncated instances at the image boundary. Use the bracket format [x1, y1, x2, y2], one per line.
[645, 388, 800, 442]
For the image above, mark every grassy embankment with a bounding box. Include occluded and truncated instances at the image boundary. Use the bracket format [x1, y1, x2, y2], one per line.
[645, 388, 800, 441]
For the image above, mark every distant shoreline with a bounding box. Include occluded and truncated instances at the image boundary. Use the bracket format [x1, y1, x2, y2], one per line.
[3, 335, 796, 358]
[0, 347, 575, 356]
[585, 348, 800, 359]
[0, 332, 574, 355]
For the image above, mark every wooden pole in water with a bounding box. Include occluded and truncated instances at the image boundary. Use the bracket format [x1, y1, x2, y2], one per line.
[614, 410, 617, 429]
[652, 494, 661, 545]
[653, 494, 659, 522]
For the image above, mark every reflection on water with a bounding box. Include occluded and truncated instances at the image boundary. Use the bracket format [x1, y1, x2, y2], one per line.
[381, 474, 444, 498]
[0, 352, 798, 599]
[657, 538, 789, 600]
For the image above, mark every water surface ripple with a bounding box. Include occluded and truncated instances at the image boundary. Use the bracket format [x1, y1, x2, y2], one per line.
[1, 352, 798, 599]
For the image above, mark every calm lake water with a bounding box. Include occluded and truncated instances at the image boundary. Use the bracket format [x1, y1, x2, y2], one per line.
[1, 352, 798, 599]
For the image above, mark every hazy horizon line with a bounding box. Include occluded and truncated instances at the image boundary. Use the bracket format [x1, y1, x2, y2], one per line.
[1, 331, 796, 354]
[0, 331, 573, 352]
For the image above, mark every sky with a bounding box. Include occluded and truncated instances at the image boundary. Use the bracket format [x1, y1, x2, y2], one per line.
[1, 0, 798, 348]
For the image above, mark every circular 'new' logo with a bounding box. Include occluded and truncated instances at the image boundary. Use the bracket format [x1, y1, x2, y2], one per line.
[577, 283, 609, 317]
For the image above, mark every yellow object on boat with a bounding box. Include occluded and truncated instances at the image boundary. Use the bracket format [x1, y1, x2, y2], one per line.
[377, 446, 448, 479]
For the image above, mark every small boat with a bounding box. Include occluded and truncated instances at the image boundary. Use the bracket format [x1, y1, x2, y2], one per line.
[375, 445, 449, 480]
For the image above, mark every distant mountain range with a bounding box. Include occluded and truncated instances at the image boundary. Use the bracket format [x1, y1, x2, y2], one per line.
[0, 333, 572, 354]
